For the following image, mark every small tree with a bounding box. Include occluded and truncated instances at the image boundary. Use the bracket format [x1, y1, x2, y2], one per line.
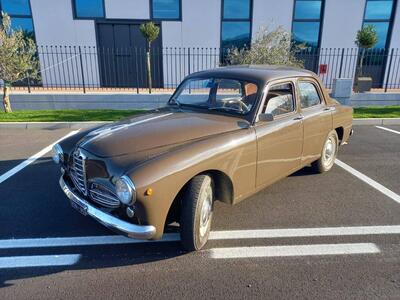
[355, 25, 378, 77]
[226, 26, 304, 68]
[0, 12, 38, 113]
[139, 22, 160, 94]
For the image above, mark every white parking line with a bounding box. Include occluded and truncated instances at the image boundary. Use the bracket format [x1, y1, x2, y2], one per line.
[0, 130, 80, 184]
[0, 233, 180, 249]
[2, 225, 400, 249]
[0, 254, 81, 269]
[209, 225, 400, 240]
[376, 126, 400, 135]
[335, 159, 400, 204]
[208, 243, 380, 259]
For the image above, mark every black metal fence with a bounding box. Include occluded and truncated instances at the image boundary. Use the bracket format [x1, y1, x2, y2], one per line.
[10, 46, 400, 92]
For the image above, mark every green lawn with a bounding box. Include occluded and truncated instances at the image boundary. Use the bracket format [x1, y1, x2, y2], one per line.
[0, 106, 399, 122]
[0, 109, 144, 122]
[353, 106, 400, 119]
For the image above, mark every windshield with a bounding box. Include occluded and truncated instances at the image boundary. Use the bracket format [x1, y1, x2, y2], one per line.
[169, 77, 259, 115]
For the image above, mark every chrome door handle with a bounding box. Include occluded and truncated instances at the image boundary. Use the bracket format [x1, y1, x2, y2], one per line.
[293, 116, 303, 120]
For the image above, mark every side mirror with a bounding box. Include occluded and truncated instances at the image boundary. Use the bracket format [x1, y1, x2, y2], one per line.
[258, 113, 274, 122]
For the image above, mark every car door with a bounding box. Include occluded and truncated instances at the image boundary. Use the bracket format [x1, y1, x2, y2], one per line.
[297, 78, 333, 165]
[255, 80, 303, 188]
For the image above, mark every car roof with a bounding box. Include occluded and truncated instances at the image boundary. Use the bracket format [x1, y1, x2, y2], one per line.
[186, 65, 317, 85]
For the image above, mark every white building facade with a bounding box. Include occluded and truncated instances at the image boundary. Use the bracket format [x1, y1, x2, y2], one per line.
[1, 0, 399, 89]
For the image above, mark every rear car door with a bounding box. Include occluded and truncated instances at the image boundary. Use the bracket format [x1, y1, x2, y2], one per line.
[297, 79, 333, 165]
[255, 80, 303, 188]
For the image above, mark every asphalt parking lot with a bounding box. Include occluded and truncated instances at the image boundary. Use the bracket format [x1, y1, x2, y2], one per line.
[0, 125, 400, 299]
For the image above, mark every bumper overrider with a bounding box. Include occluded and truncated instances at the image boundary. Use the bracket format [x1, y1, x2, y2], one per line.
[59, 176, 156, 239]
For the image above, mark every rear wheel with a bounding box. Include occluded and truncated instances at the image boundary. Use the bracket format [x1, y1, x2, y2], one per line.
[180, 175, 214, 251]
[312, 130, 339, 173]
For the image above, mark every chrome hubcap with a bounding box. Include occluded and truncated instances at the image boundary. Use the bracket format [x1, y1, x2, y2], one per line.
[323, 136, 336, 167]
[199, 184, 213, 238]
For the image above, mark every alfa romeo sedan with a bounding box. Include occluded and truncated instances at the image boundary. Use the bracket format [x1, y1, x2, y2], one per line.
[54, 66, 353, 251]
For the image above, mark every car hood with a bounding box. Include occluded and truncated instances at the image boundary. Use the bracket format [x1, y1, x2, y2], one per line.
[78, 110, 248, 158]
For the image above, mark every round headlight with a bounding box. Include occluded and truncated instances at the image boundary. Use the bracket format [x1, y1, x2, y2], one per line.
[52, 144, 63, 164]
[115, 176, 136, 205]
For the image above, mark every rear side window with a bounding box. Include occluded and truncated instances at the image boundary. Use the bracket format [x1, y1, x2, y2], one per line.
[298, 82, 321, 108]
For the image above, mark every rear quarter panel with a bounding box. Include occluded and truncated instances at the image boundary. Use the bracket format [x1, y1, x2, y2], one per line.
[331, 102, 353, 144]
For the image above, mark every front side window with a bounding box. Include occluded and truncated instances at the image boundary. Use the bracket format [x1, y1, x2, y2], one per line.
[264, 83, 295, 117]
[152, 0, 180, 20]
[74, 0, 105, 19]
[298, 82, 321, 108]
[170, 78, 258, 115]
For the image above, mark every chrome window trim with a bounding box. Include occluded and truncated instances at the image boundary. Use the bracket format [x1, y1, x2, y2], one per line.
[255, 78, 298, 123]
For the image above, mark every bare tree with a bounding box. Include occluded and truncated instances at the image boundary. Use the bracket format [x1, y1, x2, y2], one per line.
[226, 26, 304, 68]
[0, 12, 39, 113]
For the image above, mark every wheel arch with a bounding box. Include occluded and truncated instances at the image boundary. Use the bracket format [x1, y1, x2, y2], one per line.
[335, 126, 344, 144]
[166, 169, 234, 224]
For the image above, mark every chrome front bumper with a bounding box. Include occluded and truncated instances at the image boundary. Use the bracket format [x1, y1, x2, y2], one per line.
[59, 176, 156, 240]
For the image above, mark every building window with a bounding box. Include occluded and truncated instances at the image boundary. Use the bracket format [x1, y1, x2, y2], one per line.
[363, 0, 396, 49]
[221, 0, 252, 51]
[151, 0, 181, 20]
[0, 0, 34, 36]
[223, 0, 251, 19]
[73, 0, 105, 19]
[292, 0, 324, 48]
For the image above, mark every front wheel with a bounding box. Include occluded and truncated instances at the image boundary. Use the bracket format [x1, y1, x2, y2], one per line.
[180, 175, 214, 251]
[312, 130, 339, 173]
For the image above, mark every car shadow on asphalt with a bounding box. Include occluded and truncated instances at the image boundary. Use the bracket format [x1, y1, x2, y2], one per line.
[0, 241, 188, 288]
[289, 166, 319, 177]
[0, 157, 189, 288]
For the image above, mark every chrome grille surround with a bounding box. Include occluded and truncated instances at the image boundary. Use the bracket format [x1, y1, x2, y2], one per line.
[70, 149, 87, 196]
[89, 183, 120, 209]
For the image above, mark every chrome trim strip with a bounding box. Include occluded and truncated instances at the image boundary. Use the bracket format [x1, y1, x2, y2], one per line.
[60, 176, 156, 240]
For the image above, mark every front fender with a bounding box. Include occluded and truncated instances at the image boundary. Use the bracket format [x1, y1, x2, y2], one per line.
[128, 128, 257, 239]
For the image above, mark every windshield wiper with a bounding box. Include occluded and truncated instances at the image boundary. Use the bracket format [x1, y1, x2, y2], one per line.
[208, 106, 245, 114]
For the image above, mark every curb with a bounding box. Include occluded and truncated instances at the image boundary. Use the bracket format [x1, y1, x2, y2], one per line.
[352, 118, 400, 125]
[0, 118, 399, 129]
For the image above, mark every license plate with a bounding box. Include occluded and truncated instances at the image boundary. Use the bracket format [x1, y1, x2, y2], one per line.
[70, 199, 88, 216]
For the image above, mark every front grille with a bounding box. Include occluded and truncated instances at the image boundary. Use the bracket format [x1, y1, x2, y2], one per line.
[70, 149, 87, 195]
[89, 183, 120, 208]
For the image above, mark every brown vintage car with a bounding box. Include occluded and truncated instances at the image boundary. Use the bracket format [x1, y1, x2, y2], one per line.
[54, 65, 353, 251]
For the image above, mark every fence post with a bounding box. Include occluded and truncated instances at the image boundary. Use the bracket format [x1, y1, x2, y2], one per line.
[384, 48, 394, 92]
[78, 46, 86, 94]
[187, 47, 191, 75]
[338, 48, 345, 78]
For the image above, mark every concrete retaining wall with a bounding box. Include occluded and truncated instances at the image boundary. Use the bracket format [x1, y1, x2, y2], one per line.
[349, 93, 400, 107]
[4, 92, 400, 111]
[8, 93, 170, 110]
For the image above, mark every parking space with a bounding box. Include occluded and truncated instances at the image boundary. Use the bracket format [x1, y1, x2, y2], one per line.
[0, 125, 400, 299]
[0, 128, 74, 175]
[339, 125, 400, 195]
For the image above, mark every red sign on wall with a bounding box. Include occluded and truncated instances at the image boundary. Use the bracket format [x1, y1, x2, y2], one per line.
[319, 64, 328, 74]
